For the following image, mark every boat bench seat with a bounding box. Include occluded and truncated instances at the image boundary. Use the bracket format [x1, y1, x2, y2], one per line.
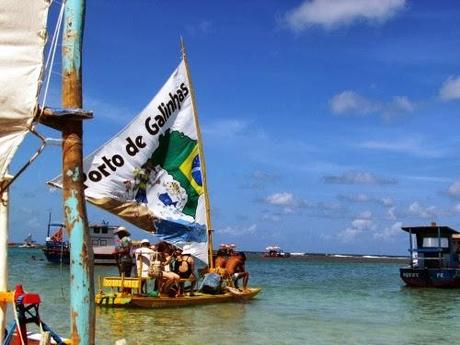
[102, 276, 143, 290]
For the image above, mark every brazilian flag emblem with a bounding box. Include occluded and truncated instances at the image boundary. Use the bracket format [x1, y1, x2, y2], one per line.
[146, 129, 203, 217]
[179, 144, 203, 195]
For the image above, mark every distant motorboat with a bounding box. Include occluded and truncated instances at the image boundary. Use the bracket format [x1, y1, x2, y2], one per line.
[400, 222, 460, 287]
[263, 246, 290, 258]
[42, 218, 120, 265]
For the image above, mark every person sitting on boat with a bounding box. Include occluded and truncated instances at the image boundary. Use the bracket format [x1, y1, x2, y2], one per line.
[156, 241, 180, 296]
[213, 247, 229, 276]
[174, 247, 196, 296]
[218, 243, 235, 257]
[134, 239, 155, 293]
[113, 226, 133, 277]
[225, 252, 249, 291]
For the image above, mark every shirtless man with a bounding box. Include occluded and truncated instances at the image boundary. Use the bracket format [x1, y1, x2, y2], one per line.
[225, 252, 249, 290]
[214, 248, 228, 273]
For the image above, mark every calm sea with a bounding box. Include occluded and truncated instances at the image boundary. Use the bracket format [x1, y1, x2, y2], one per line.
[7, 248, 460, 345]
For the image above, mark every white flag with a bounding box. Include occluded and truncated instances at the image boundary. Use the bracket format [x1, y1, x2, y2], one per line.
[50, 61, 208, 263]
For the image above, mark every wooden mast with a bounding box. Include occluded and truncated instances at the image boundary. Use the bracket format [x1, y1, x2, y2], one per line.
[0, 174, 12, 344]
[61, 0, 94, 343]
[180, 39, 215, 269]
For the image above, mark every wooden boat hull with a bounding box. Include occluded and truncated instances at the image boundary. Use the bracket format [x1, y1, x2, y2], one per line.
[95, 287, 262, 308]
[400, 267, 460, 287]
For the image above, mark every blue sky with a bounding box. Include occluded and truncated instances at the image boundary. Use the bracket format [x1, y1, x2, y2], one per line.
[9, 0, 460, 255]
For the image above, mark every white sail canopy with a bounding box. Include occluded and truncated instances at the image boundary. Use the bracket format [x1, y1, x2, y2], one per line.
[50, 61, 210, 263]
[0, 0, 49, 180]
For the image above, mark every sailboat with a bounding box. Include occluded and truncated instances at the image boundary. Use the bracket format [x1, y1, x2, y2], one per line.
[49, 42, 261, 308]
[18, 233, 39, 248]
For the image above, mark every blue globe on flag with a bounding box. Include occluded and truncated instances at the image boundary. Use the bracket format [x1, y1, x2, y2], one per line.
[191, 155, 202, 186]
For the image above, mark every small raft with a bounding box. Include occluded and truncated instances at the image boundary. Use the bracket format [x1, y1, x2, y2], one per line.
[95, 275, 261, 308]
[95, 288, 261, 308]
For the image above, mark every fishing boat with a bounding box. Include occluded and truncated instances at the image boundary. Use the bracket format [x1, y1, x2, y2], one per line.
[42, 220, 119, 265]
[92, 46, 262, 307]
[47, 41, 262, 308]
[95, 280, 261, 308]
[263, 246, 291, 258]
[400, 222, 460, 287]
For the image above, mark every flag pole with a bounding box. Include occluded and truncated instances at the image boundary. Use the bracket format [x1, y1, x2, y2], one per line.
[180, 38, 214, 269]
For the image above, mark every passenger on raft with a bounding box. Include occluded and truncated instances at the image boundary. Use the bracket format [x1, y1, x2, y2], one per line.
[174, 247, 196, 296]
[134, 239, 154, 293]
[213, 248, 229, 275]
[225, 252, 249, 290]
[156, 241, 180, 296]
[113, 226, 133, 277]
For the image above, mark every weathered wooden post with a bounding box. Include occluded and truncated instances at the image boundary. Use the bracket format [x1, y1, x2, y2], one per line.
[39, 0, 94, 341]
[61, 0, 95, 343]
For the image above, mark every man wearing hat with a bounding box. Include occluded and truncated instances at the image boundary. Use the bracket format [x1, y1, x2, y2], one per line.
[134, 239, 155, 293]
[114, 226, 133, 277]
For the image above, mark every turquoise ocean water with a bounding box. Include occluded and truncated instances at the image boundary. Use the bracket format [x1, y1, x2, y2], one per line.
[7, 248, 460, 344]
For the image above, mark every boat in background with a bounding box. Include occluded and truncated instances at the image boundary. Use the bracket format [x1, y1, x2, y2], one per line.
[400, 222, 460, 287]
[42, 219, 120, 265]
[18, 234, 39, 248]
[264, 246, 290, 258]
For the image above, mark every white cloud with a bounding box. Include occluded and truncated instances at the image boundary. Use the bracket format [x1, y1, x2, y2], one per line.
[338, 211, 376, 242]
[448, 181, 460, 198]
[261, 212, 282, 222]
[265, 192, 295, 206]
[439, 76, 460, 101]
[339, 194, 394, 207]
[381, 197, 394, 207]
[392, 96, 415, 112]
[218, 224, 257, 236]
[284, 0, 406, 32]
[324, 170, 396, 185]
[358, 137, 445, 158]
[407, 202, 440, 219]
[202, 119, 249, 138]
[340, 193, 370, 203]
[330, 91, 376, 115]
[374, 221, 402, 240]
[330, 91, 415, 120]
[387, 207, 397, 220]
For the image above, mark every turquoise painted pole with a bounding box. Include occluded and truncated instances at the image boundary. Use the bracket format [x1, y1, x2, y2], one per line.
[62, 0, 95, 344]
